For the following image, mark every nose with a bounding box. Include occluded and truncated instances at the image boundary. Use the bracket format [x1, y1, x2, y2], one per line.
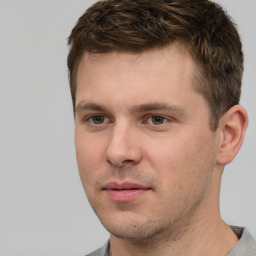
[105, 122, 142, 167]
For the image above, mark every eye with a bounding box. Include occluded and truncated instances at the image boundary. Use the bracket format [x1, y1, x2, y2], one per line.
[88, 115, 109, 125]
[147, 116, 168, 125]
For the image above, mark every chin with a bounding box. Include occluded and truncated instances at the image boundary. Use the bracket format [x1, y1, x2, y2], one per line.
[100, 214, 170, 241]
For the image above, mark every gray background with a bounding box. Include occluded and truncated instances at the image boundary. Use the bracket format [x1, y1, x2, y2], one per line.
[0, 0, 255, 255]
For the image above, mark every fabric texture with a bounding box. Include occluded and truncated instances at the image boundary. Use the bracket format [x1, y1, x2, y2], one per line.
[85, 226, 256, 256]
[227, 226, 256, 255]
[85, 241, 109, 256]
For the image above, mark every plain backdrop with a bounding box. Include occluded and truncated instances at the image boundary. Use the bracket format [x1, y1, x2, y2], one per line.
[0, 1, 255, 255]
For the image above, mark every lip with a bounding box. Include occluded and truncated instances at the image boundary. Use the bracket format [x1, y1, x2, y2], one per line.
[103, 182, 151, 202]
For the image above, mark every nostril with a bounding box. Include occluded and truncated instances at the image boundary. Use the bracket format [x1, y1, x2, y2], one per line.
[123, 160, 133, 164]
[106, 158, 135, 168]
[105, 140, 142, 167]
[109, 159, 129, 166]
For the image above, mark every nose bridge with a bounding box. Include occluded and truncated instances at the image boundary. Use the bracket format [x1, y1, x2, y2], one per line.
[105, 119, 141, 166]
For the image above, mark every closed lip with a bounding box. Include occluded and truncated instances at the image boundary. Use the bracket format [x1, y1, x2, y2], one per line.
[103, 182, 150, 190]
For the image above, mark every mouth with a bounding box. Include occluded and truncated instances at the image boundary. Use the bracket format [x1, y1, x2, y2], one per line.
[103, 182, 151, 202]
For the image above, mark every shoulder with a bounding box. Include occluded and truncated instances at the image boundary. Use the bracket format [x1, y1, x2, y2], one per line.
[228, 226, 256, 256]
[85, 241, 110, 256]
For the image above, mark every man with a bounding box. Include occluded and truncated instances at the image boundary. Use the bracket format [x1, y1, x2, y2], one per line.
[67, 0, 255, 255]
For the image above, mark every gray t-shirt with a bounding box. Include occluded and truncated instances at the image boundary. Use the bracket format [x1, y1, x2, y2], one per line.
[86, 226, 256, 256]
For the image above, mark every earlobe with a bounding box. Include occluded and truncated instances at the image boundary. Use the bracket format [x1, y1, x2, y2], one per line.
[216, 105, 248, 165]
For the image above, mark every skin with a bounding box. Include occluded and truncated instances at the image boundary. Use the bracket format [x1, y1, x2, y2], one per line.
[75, 44, 248, 256]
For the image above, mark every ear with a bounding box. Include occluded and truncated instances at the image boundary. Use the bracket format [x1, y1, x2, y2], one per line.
[216, 105, 248, 165]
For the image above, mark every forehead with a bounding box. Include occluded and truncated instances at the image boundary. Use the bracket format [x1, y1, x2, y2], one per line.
[79, 43, 192, 68]
[75, 44, 199, 111]
[77, 44, 195, 85]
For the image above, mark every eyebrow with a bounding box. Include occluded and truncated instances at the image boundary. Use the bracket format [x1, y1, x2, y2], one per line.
[75, 102, 108, 114]
[130, 102, 186, 114]
[75, 101, 186, 115]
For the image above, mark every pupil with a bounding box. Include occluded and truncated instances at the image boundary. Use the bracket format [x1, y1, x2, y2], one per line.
[93, 116, 104, 124]
[152, 116, 164, 125]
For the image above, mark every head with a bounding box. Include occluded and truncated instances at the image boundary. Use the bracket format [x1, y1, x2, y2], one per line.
[68, 0, 248, 244]
[68, 0, 244, 130]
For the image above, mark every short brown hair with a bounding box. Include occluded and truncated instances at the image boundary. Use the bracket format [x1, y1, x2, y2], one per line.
[67, 0, 243, 130]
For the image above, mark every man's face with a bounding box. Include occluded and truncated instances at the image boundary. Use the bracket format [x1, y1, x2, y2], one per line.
[75, 45, 220, 240]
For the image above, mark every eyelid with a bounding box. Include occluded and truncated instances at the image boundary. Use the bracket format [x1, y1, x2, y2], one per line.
[143, 114, 173, 125]
[84, 114, 111, 125]
[80, 113, 174, 127]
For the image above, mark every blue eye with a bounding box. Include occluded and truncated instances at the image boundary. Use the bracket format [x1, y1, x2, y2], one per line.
[148, 116, 167, 125]
[88, 115, 107, 125]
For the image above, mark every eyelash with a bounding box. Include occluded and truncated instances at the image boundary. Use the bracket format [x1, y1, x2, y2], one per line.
[145, 115, 168, 125]
[87, 115, 110, 125]
[85, 114, 170, 126]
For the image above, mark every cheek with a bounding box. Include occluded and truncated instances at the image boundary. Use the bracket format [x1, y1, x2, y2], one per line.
[146, 136, 216, 216]
[75, 132, 106, 186]
[147, 135, 192, 171]
[146, 132, 215, 185]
